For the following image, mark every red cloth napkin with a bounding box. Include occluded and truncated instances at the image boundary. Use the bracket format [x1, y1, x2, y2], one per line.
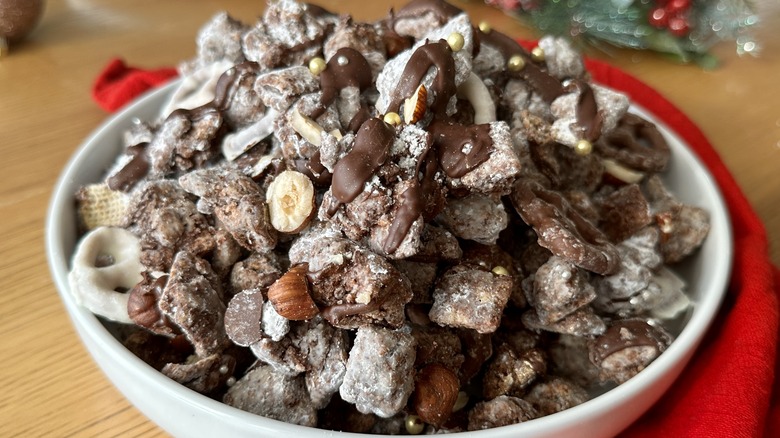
[92, 58, 779, 436]
[91, 58, 178, 112]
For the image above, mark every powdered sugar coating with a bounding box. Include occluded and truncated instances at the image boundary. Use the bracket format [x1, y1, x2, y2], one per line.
[340, 326, 416, 417]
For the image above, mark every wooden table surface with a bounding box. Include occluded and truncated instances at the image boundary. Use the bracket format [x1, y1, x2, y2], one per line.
[1, 0, 778, 436]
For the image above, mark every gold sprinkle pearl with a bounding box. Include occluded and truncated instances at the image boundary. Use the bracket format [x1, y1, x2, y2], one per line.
[383, 112, 402, 126]
[575, 139, 593, 155]
[478, 21, 492, 34]
[405, 415, 425, 435]
[308, 57, 327, 75]
[531, 46, 546, 62]
[492, 266, 510, 276]
[507, 55, 525, 72]
[447, 32, 465, 52]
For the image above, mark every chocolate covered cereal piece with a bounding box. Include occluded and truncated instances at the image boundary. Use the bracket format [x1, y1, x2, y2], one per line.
[229, 252, 283, 295]
[254, 66, 321, 113]
[162, 353, 235, 395]
[511, 179, 619, 275]
[537, 36, 585, 80]
[127, 180, 215, 272]
[411, 324, 465, 372]
[323, 17, 387, 78]
[524, 377, 589, 416]
[393, 260, 438, 304]
[436, 193, 508, 245]
[482, 344, 546, 399]
[409, 224, 462, 263]
[529, 140, 603, 193]
[592, 227, 664, 317]
[159, 251, 230, 357]
[429, 264, 512, 334]
[293, 318, 349, 408]
[250, 336, 306, 376]
[390, 0, 463, 40]
[241, 0, 331, 70]
[289, 228, 413, 329]
[147, 106, 223, 178]
[522, 306, 606, 337]
[550, 82, 629, 148]
[224, 364, 317, 426]
[596, 183, 652, 243]
[589, 319, 672, 384]
[467, 396, 538, 430]
[187, 12, 248, 73]
[528, 255, 596, 324]
[340, 326, 417, 417]
[548, 334, 602, 388]
[644, 175, 710, 263]
[179, 167, 277, 252]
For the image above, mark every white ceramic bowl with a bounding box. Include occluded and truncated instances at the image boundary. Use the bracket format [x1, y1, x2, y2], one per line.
[46, 80, 732, 437]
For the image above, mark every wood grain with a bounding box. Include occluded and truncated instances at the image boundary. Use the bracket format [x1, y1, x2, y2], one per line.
[1, 0, 777, 436]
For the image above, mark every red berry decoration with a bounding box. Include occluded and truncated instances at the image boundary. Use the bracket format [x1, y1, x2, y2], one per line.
[667, 15, 691, 37]
[648, 7, 669, 28]
[666, 0, 691, 14]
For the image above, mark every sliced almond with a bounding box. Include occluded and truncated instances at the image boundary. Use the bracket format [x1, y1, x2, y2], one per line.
[290, 109, 324, 146]
[265, 170, 316, 233]
[403, 84, 427, 125]
[602, 158, 645, 184]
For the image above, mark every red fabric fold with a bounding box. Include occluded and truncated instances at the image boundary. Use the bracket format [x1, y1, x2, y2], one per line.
[91, 58, 178, 112]
[92, 56, 779, 436]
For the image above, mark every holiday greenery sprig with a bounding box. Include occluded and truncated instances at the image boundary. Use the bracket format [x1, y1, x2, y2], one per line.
[485, 0, 759, 68]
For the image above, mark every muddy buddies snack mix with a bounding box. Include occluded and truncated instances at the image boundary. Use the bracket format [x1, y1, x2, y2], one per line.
[68, 0, 711, 433]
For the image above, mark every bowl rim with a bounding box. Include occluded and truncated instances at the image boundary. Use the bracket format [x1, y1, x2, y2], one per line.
[46, 80, 733, 437]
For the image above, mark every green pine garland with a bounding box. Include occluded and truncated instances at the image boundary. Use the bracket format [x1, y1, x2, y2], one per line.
[486, 0, 759, 68]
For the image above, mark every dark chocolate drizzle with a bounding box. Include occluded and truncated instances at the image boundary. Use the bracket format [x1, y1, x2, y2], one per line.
[348, 103, 372, 133]
[107, 143, 150, 192]
[477, 29, 564, 103]
[295, 151, 332, 186]
[570, 80, 603, 142]
[428, 118, 493, 178]
[312, 47, 373, 121]
[213, 61, 260, 111]
[328, 117, 396, 215]
[386, 39, 456, 118]
[383, 146, 435, 253]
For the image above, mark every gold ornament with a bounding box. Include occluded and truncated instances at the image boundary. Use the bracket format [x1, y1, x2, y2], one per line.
[383, 112, 402, 126]
[447, 32, 465, 52]
[507, 55, 526, 72]
[308, 57, 327, 75]
[575, 139, 593, 155]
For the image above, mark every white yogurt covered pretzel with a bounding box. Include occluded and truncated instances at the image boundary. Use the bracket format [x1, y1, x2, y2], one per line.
[68, 226, 143, 323]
